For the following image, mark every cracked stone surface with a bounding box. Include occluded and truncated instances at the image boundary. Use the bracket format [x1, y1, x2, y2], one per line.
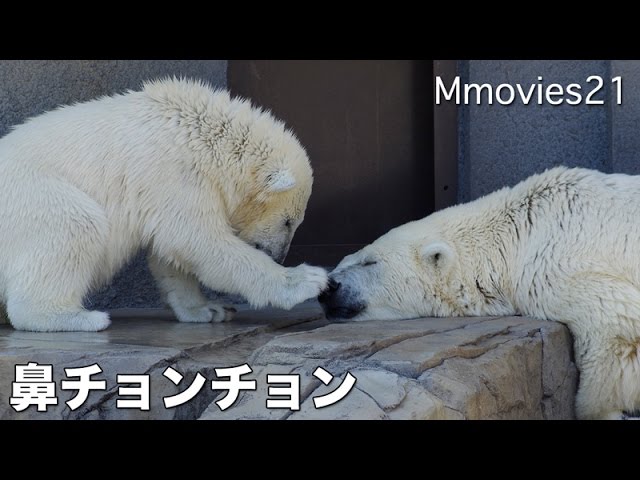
[201, 311, 577, 420]
[0, 301, 577, 420]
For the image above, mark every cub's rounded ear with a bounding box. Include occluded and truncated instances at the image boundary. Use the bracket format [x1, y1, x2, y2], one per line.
[420, 241, 456, 274]
[266, 169, 296, 193]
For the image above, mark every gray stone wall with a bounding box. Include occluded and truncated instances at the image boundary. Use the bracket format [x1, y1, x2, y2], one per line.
[0, 60, 227, 308]
[5, 60, 638, 309]
[611, 61, 640, 173]
[458, 60, 640, 202]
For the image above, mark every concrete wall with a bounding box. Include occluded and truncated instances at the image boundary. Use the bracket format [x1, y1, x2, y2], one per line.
[611, 61, 640, 174]
[0, 60, 227, 308]
[5, 60, 638, 309]
[458, 60, 640, 202]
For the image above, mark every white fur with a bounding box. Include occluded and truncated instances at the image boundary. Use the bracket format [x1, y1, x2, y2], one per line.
[0, 78, 327, 333]
[332, 167, 640, 419]
[267, 169, 297, 192]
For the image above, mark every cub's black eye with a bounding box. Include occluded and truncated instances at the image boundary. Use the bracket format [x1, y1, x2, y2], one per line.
[363, 260, 377, 267]
[284, 219, 292, 228]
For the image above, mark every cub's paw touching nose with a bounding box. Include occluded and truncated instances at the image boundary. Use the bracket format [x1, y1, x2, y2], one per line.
[273, 264, 329, 310]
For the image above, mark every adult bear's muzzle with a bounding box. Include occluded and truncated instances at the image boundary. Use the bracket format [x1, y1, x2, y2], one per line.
[318, 276, 365, 320]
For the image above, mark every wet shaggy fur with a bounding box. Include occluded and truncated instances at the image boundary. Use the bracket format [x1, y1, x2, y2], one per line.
[325, 167, 640, 419]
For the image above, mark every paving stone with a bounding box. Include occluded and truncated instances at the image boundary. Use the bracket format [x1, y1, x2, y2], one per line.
[0, 302, 576, 420]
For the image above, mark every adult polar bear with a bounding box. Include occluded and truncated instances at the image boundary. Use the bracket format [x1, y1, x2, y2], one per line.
[320, 167, 640, 420]
[0, 78, 327, 332]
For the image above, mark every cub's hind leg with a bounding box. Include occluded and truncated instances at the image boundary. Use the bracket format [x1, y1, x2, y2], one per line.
[2, 179, 111, 332]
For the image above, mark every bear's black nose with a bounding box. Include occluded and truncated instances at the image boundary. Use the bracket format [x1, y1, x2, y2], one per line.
[318, 277, 340, 304]
[318, 276, 365, 320]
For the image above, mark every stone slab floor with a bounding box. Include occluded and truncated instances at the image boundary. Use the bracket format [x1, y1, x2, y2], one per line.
[0, 301, 577, 420]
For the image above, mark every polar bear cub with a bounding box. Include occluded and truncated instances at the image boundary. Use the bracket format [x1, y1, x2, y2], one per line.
[0, 78, 327, 332]
[320, 167, 640, 420]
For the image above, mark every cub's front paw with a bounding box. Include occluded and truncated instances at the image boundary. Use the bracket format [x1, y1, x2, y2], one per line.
[175, 303, 236, 323]
[207, 303, 237, 323]
[275, 264, 329, 310]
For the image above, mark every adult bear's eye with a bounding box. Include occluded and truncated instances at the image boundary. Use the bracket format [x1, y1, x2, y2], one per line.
[284, 219, 292, 228]
[363, 260, 378, 267]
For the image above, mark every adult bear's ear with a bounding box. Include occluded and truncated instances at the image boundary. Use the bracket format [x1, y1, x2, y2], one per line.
[420, 241, 456, 274]
[266, 169, 296, 193]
